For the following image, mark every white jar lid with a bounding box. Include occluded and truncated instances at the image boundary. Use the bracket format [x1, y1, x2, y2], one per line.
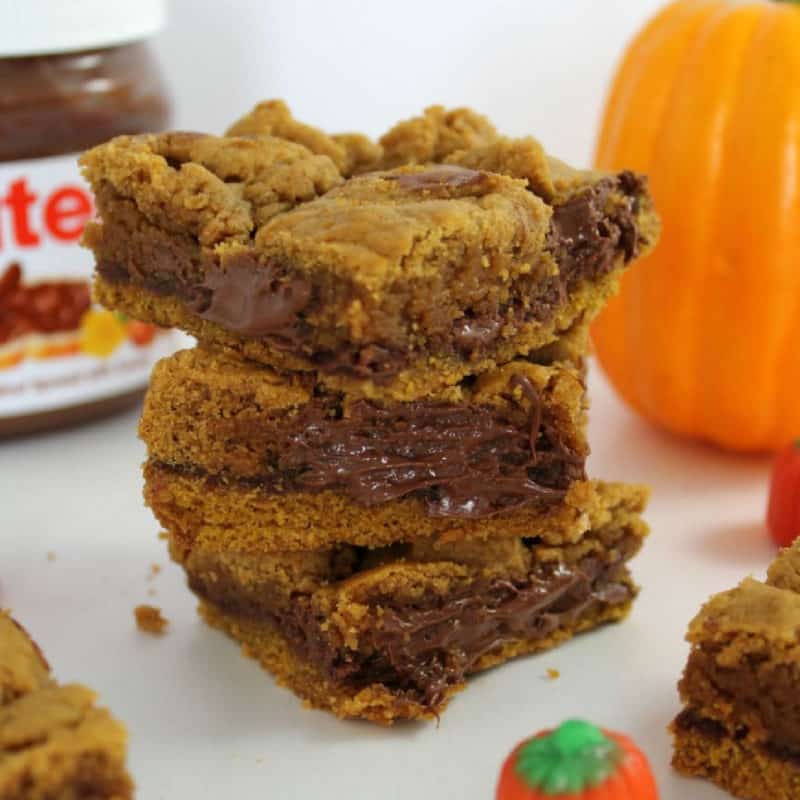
[0, 0, 167, 57]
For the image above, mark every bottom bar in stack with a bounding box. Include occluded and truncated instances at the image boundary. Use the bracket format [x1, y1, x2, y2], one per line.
[168, 481, 648, 723]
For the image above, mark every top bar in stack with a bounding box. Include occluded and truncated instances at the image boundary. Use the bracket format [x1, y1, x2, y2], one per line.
[80, 102, 659, 400]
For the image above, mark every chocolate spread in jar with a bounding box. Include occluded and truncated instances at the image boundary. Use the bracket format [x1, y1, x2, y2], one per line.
[0, 6, 173, 437]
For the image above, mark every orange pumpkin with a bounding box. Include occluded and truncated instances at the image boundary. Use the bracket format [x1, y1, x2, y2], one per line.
[593, 0, 800, 452]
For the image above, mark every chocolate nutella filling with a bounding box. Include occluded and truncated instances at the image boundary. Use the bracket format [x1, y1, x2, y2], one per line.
[547, 174, 640, 282]
[192, 553, 633, 708]
[95, 171, 646, 380]
[156, 373, 586, 518]
[194, 254, 312, 339]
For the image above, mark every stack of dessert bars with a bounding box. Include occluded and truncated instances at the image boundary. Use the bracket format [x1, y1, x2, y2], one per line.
[81, 102, 659, 723]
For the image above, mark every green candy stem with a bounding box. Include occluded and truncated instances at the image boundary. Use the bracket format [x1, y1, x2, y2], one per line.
[515, 720, 621, 796]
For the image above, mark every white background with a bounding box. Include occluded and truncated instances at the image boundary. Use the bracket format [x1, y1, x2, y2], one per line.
[154, 0, 665, 168]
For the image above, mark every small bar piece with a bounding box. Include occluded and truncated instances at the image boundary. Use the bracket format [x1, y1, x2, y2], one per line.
[0, 612, 133, 800]
[671, 540, 800, 800]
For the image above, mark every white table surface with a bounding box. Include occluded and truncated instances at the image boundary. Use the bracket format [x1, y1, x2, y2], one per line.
[2, 360, 776, 799]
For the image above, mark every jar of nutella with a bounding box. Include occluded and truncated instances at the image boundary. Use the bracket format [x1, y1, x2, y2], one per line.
[0, 0, 177, 436]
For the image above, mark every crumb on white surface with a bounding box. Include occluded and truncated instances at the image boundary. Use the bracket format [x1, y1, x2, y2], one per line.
[134, 604, 169, 635]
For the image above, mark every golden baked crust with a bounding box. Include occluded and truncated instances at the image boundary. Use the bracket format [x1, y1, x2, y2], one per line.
[767, 540, 800, 591]
[0, 612, 132, 800]
[377, 105, 498, 169]
[331, 132, 383, 176]
[226, 99, 381, 177]
[671, 540, 800, 798]
[81, 130, 343, 242]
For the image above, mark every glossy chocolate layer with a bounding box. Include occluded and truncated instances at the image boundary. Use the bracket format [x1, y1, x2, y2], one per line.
[192, 553, 634, 708]
[96, 171, 645, 380]
[154, 373, 586, 519]
[282, 374, 580, 516]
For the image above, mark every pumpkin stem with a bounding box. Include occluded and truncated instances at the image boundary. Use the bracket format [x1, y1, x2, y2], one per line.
[514, 720, 621, 795]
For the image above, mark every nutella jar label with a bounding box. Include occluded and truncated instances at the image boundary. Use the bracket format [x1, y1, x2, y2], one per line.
[0, 153, 177, 420]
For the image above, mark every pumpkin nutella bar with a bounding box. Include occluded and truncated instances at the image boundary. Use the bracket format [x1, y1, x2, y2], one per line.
[170, 481, 648, 723]
[671, 540, 800, 799]
[0, 612, 132, 800]
[139, 345, 589, 552]
[81, 107, 658, 400]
